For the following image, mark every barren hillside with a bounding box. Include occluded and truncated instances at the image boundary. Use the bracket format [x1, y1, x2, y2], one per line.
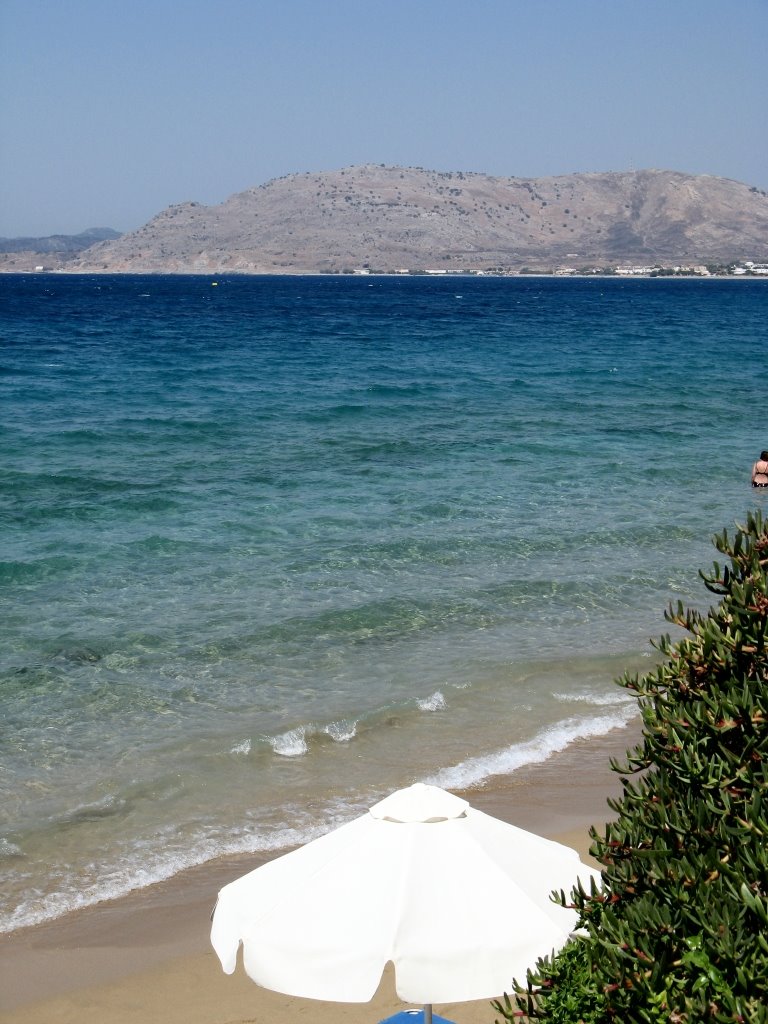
[29, 166, 768, 273]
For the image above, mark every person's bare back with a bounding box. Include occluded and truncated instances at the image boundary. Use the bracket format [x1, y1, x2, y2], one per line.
[752, 450, 768, 487]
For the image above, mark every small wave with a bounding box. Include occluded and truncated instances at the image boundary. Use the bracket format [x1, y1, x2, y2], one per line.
[124, 535, 215, 556]
[417, 691, 447, 711]
[304, 403, 368, 423]
[0, 803, 360, 933]
[60, 794, 130, 827]
[347, 439, 424, 460]
[270, 727, 308, 757]
[0, 556, 81, 585]
[327, 403, 368, 416]
[552, 690, 633, 707]
[426, 705, 637, 790]
[230, 739, 251, 755]
[366, 383, 433, 398]
[0, 838, 23, 860]
[324, 720, 357, 742]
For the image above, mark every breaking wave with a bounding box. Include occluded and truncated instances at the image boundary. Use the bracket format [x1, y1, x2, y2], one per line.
[417, 691, 447, 711]
[269, 727, 308, 757]
[323, 719, 357, 742]
[426, 704, 637, 790]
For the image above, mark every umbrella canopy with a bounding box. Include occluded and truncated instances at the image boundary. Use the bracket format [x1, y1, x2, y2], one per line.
[211, 783, 600, 1004]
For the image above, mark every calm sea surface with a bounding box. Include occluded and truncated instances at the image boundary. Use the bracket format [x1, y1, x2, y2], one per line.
[1, 273, 766, 931]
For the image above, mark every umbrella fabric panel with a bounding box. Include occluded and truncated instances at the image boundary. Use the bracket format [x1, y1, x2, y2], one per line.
[382, 819, 571, 1002]
[212, 815, 408, 999]
[458, 809, 601, 926]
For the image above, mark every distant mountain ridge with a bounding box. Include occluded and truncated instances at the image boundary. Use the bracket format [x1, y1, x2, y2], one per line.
[0, 227, 121, 255]
[6, 167, 768, 273]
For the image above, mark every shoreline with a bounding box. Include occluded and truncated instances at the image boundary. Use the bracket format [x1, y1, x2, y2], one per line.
[2, 267, 767, 279]
[0, 715, 642, 1023]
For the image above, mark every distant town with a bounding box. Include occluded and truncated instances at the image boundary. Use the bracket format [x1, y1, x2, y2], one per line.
[19, 260, 768, 278]
[349, 261, 768, 278]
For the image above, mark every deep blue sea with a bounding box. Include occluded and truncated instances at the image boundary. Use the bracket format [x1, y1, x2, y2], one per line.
[1, 273, 766, 931]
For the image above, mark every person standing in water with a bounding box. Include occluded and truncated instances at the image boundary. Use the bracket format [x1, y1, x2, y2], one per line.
[752, 450, 768, 487]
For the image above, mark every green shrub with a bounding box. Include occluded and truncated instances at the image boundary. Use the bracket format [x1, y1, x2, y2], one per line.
[497, 511, 768, 1023]
[494, 937, 607, 1024]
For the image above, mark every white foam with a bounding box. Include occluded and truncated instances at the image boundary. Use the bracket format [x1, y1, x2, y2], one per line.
[553, 690, 633, 707]
[0, 801, 363, 934]
[324, 720, 357, 742]
[0, 838, 23, 859]
[425, 705, 637, 790]
[417, 691, 447, 711]
[270, 727, 308, 757]
[230, 738, 251, 755]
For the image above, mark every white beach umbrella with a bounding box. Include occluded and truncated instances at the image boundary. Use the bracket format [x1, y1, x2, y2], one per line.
[211, 782, 600, 1008]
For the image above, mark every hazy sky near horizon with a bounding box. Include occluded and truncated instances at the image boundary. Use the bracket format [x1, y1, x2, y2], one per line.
[2, 0, 766, 237]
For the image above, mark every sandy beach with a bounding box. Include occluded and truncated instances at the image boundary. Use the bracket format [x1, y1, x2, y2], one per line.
[0, 718, 641, 1024]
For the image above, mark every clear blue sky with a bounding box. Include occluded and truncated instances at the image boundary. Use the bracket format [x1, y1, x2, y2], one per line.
[1, 0, 766, 237]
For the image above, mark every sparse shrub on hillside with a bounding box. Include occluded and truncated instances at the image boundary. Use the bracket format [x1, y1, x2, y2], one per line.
[495, 511, 768, 1023]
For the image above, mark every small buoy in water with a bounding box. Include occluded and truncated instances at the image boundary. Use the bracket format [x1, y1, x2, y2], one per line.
[211, 281, 218, 286]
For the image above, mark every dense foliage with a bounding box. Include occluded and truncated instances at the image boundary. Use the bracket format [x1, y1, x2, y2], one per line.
[496, 511, 768, 1023]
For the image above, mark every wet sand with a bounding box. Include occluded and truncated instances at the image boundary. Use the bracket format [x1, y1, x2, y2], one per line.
[0, 718, 642, 1024]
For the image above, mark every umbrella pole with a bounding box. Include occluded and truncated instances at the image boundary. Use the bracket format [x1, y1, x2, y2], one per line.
[424, 1004, 433, 1024]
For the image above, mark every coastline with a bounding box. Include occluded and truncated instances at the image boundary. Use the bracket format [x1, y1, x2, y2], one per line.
[2, 266, 767, 278]
[0, 715, 642, 1024]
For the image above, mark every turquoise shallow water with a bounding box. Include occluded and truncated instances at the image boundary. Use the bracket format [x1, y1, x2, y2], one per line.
[1, 273, 766, 930]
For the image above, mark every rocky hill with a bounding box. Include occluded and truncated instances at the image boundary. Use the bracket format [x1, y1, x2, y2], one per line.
[0, 228, 122, 271]
[15, 167, 768, 274]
